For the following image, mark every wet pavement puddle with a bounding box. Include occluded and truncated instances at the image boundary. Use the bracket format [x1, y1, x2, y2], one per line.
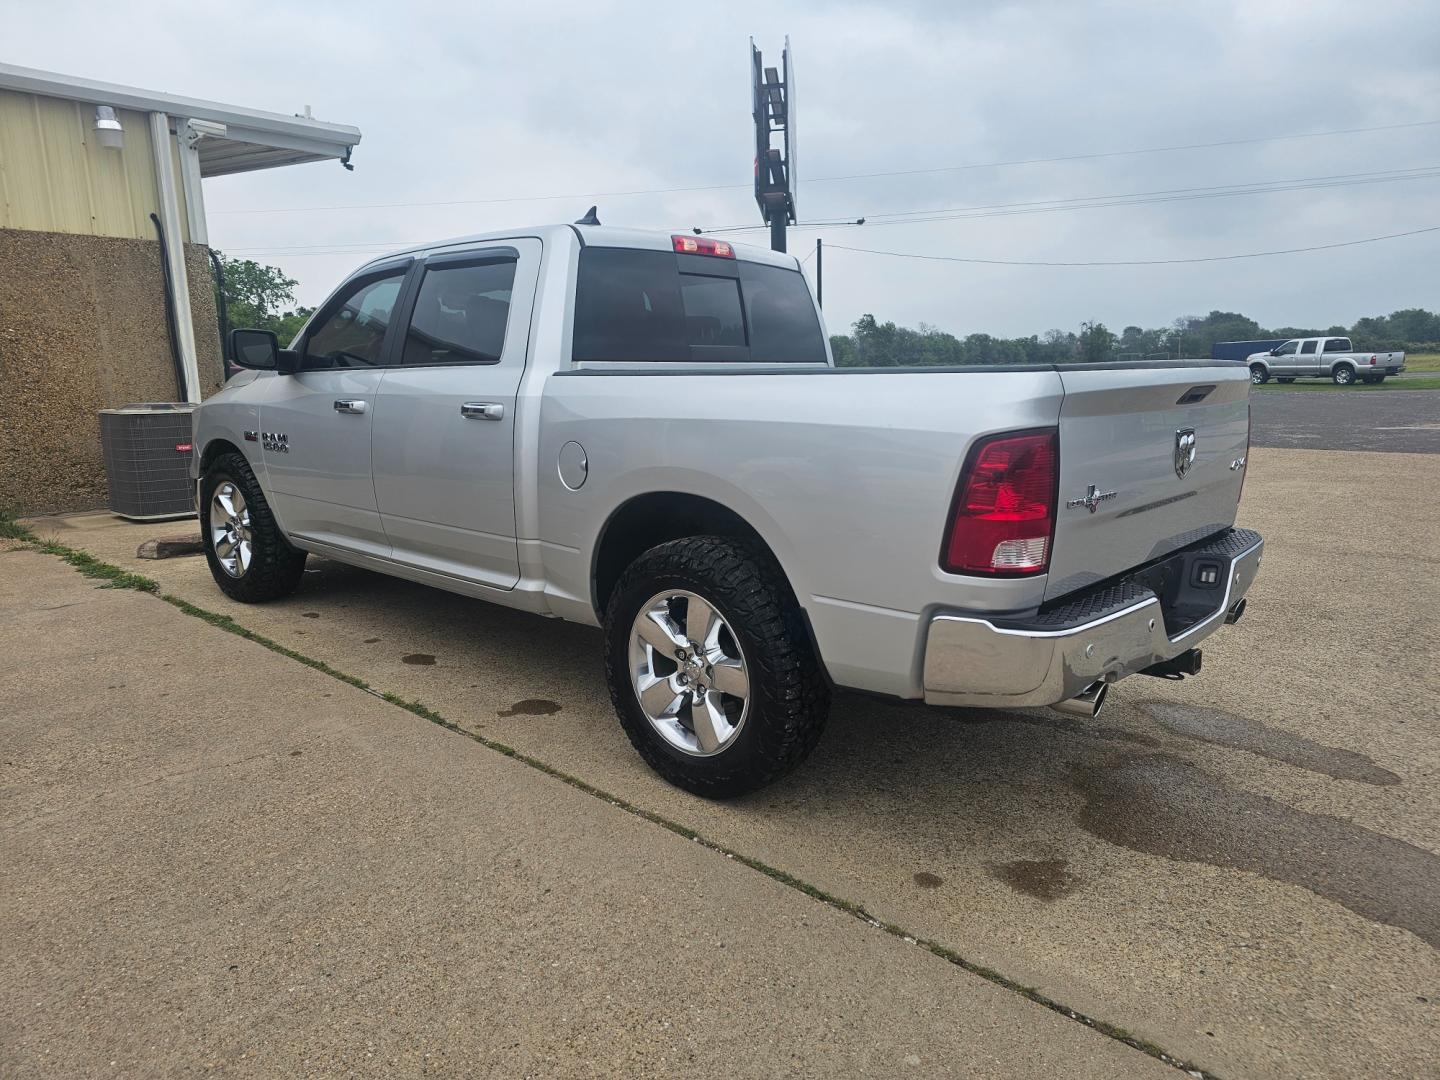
[401, 653, 436, 666]
[1073, 753, 1440, 948]
[497, 699, 562, 718]
[989, 858, 1082, 902]
[1139, 702, 1401, 785]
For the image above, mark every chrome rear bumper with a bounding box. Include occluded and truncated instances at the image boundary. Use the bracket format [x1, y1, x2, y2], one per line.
[923, 528, 1263, 708]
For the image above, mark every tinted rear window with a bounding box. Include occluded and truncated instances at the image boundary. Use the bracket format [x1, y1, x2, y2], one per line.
[572, 247, 825, 364]
[739, 260, 828, 364]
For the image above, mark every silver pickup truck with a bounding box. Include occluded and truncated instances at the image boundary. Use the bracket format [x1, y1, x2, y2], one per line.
[1247, 336, 1405, 385]
[195, 223, 1263, 796]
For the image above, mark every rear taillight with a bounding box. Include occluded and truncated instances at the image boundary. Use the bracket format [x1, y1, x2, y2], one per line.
[1370, 355, 1377, 365]
[942, 429, 1058, 576]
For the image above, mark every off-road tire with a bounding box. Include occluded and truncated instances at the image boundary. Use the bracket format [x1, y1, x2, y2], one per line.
[1250, 365, 1269, 385]
[200, 451, 306, 602]
[1332, 364, 1355, 386]
[603, 535, 830, 798]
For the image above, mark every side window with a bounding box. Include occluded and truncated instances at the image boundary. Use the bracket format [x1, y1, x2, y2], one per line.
[303, 272, 405, 370]
[1274, 340, 1298, 356]
[1300, 340, 1318, 354]
[1325, 338, 1352, 353]
[404, 258, 518, 365]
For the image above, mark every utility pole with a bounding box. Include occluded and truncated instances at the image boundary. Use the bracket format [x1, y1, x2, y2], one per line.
[751, 38, 797, 254]
[816, 238, 823, 307]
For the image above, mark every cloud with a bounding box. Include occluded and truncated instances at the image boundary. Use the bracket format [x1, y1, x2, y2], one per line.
[10, 0, 1439, 336]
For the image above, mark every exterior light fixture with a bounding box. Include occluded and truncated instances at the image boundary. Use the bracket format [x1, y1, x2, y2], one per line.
[93, 105, 124, 149]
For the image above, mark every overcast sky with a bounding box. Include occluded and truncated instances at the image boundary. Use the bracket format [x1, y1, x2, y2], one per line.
[11, 0, 1440, 338]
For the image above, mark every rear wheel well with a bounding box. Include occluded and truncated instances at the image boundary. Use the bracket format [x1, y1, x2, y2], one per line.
[593, 493, 789, 618]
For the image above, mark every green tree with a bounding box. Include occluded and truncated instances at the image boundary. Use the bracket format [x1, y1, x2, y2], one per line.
[214, 252, 315, 345]
[1077, 320, 1116, 363]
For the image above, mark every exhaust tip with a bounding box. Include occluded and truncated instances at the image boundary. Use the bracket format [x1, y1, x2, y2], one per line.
[1226, 597, 1247, 625]
[1050, 680, 1108, 719]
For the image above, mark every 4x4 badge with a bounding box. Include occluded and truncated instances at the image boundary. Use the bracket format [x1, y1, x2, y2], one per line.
[1066, 485, 1117, 514]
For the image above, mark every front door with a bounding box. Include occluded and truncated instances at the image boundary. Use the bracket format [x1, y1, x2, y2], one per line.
[371, 239, 542, 589]
[1269, 339, 1299, 374]
[260, 262, 411, 557]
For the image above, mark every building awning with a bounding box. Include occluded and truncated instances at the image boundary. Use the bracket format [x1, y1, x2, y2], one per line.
[0, 62, 360, 175]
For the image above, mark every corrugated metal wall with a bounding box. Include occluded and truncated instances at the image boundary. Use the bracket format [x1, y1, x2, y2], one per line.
[0, 88, 189, 241]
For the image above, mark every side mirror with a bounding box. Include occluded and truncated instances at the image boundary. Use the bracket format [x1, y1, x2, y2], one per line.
[227, 328, 298, 374]
[1270, 348, 1279, 355]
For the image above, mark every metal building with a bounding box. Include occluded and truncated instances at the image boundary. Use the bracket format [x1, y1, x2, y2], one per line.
[0, 63, 361, 513]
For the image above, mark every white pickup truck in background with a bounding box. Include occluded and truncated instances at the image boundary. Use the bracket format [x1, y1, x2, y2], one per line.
[195, 222, 1264, 797]
[1246, 336, 1405, 385]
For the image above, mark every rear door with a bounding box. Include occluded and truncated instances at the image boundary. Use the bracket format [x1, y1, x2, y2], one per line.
[370, 239, 542, 589]
[260, 260, 411, 556]
[1045, 365, 1249, 600]
[1322, 338, 1354, 374]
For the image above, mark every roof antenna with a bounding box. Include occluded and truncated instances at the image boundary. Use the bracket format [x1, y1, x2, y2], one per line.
[574, 205, 601, 226]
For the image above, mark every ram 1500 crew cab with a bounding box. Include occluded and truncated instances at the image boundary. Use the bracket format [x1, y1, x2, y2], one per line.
[196, 223, 1263, 796]
[1246, 337, 1405, 385]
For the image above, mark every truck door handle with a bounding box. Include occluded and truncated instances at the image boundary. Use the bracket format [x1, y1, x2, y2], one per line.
[461, 402, 505, 421]
[333, 399, 367, 414]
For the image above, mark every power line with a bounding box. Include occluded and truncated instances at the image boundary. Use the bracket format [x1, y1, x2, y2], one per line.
[823, 225, 1440, 268]
[696, 166, 1440, 233]
[223, 166, 1440, 257]
[804, 118, 1440, 185]
[209, 117, 1440, 216]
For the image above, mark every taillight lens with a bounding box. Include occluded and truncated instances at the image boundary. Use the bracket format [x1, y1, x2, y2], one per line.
[672, 234, 735, 258]
[942, 429, 1058, 575]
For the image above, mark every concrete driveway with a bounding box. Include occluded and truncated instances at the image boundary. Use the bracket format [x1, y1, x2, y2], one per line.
[1, 551, 1168, 1079]
[18, 445, 1440, 1079]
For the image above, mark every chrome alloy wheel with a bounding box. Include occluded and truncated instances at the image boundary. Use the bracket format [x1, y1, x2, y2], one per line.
[209, 481, 253, 579]
[628, 589, 751, 757]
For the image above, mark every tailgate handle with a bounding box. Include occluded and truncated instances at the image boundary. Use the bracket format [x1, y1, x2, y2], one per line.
[1176, 384, 1215, 405]
[461, 402, 505, 421]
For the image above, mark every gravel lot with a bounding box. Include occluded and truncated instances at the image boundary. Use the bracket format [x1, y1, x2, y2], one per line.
[1252, 387, 1440, 452]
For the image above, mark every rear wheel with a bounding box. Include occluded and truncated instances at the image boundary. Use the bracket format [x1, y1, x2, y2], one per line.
[201, 451, 306, 602]
[603, 535, 830, 798]
[1332, 364, 1356, 386]
[1250, 365, 1269, 385]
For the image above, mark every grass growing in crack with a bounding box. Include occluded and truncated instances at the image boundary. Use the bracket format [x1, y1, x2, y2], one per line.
[22, 533, 1221, 1079]
[0, 511, 32, 540]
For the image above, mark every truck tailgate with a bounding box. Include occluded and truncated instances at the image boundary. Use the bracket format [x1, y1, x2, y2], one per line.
[1045, 365, 1249, 601]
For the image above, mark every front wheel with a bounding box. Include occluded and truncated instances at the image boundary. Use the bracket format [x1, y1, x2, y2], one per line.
[200, 451, 306, 602]
[1250, 365, 1269, 385]
[603, 535, 830, 798]
[1333, 365, 1356, 386]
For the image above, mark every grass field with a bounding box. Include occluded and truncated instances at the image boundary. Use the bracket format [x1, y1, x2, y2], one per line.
[1403, 352, 1440, 372]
